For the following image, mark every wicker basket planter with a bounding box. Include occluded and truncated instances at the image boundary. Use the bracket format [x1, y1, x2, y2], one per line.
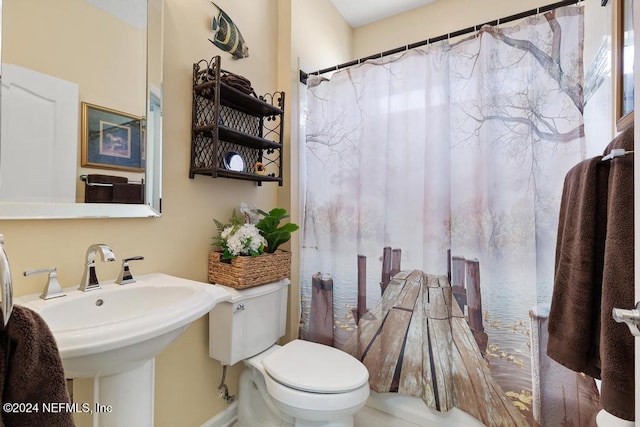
[208, 250, 291, 289]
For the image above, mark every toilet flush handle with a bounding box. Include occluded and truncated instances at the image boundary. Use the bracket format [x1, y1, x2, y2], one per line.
[612, 302, 640, 337]
[234, 303, 245, 313]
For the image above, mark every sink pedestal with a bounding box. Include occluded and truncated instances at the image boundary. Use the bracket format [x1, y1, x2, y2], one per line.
[92, 359, 155, 426]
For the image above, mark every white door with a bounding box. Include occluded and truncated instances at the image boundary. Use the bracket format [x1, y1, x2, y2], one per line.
[0, 64, 79, 203]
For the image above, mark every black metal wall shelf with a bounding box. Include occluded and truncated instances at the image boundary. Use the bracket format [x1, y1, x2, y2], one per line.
[190, 56, 285, 185]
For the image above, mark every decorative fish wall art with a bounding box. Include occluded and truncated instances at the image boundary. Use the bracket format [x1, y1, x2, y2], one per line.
[209, 2, 249, 60]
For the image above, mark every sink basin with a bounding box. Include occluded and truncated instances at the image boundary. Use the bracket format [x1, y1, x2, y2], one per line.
[17, 272, 231, 378]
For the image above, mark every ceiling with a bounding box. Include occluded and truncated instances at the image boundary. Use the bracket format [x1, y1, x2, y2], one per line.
[330, 0, 437, 28]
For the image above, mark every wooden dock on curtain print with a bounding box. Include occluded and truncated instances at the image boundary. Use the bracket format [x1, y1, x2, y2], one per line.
[358, 270, 528, 427]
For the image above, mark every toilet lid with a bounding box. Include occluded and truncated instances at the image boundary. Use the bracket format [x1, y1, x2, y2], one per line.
[262, 339, 369, 394]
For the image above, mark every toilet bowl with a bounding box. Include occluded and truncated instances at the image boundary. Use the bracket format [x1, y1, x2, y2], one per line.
[241, 340, 370, 426]
[208, 280, 370, 427]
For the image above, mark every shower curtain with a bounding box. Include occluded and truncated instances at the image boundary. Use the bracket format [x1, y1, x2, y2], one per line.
[301, 5, 600, 427]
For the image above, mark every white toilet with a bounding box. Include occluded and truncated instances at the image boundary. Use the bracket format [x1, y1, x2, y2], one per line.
[209, 279, 370, 427]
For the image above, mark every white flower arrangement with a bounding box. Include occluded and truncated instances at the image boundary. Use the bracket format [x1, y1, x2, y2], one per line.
[219, 223, 266, 258]
[213, 205, 298, 260]
[213, 209, 265, 260]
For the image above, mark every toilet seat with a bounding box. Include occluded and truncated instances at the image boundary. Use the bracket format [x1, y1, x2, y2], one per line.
[262, 370, 370, 417]
[262, 339, 369, 393]
[244, 340, 371, 418]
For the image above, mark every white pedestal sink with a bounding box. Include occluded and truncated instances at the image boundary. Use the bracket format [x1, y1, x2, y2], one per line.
[16, 273, 231, 426]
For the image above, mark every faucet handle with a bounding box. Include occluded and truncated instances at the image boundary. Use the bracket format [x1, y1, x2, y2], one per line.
[24, 268, 66, 300]
[116, 256, 144, 285]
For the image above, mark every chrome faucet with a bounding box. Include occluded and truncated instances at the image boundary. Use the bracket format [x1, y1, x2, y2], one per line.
[79, 244, 116, 291]
[24, 267, 66, 300]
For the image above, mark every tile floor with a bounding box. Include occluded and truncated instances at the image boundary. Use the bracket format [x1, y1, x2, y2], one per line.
[354, 405, 422, 427]
[229, 405, 422, 427]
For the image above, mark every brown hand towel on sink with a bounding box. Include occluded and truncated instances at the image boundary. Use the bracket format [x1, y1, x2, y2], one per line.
[0, 306, 74, 426]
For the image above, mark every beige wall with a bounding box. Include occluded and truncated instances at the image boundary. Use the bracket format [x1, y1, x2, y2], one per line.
[292, 0, 353, 74]
[1, 0, 615, 425]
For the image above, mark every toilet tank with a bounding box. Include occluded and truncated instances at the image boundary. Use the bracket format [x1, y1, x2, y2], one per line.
[209, 278, 290, 365]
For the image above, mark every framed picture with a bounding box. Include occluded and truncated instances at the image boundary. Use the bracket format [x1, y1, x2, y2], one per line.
[81, 102, 144, 171]
[614, 0, 634, 131]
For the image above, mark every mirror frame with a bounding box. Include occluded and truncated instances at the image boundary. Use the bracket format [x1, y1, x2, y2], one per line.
[0, 0, 163, 219]
[614, 0, 634, 132]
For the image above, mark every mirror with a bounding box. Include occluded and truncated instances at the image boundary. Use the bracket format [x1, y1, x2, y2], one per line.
[0, 0, 163, 219]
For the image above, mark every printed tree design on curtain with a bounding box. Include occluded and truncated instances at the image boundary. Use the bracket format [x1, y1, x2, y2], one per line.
[302, 6, 598, 426]
[447, 8, 585, 272]
[458, 11, 585, 137]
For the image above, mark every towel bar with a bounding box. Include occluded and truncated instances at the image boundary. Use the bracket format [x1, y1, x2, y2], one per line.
[612, 302, 640, 337]
[601, 148, 634, 161]
[80, 174, 144, 186]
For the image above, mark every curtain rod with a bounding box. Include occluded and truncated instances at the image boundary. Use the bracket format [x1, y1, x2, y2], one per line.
[299, 0, 584, 84]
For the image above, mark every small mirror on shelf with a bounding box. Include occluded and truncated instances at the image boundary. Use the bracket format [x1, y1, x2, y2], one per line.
[223, 151, 245, 172]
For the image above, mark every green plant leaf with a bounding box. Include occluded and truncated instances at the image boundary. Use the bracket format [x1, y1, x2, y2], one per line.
[220, 248, 233, 260]
[278, 223, 299, 233]
[255, 207, 299, 253]
[268, 207, 288, 219]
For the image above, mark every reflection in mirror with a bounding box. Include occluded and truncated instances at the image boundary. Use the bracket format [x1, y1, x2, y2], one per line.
[0, 0, 163, 219]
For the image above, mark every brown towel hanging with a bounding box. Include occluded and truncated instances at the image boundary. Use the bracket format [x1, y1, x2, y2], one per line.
[599, 125, 634, 421]
[548, 124, 635, 421]
[84, 174, 128, 203]
[84, 174, 144, 204]
[112, 183, 145, 204]
[0, 306, 74, 426]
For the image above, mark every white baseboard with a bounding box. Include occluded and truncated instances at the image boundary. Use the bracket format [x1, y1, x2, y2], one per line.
[201, 401, 238, 427]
